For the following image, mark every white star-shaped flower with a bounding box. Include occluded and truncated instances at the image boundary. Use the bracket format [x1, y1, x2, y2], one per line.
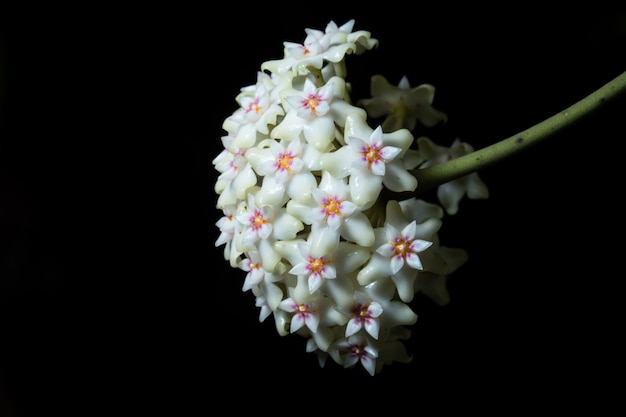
[416, 136, 489, 215]
[272, 76, 366, 151]
[261, 20, 372, 76]
[288, 240, 337, 293]
[335, 333, 378, 376]
[226, 81, 285, 149]
[274, 237, 369, 292]
[335, 291, 383, 339]
[215, 204, 242, 267]
[358, 75, 447, 131]
[324, 19, 378, 54]
[278, 292, 320, 333]
[286, 171, 375, 251]
[212, 135, 258, 208]
[284, 77, 333, 120]
[244, 137, 319, 206]
[319, 113, 417, 208]
[357, 200, 442, 302]
[376, 221, 433, 274]
[234, 193, 303, 271]
[235, 193, 273, 247]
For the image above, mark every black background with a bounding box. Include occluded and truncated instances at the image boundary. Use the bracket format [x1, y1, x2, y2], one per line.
[2, 5, 626, 415]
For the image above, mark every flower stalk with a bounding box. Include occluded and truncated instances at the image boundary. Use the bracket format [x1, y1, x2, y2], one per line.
[412, 71, 626, 196]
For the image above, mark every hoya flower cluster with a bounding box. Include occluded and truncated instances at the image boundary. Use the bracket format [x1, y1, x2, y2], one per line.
[213, 19, 488, 375]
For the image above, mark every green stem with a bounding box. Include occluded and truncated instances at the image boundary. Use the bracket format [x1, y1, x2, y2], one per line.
[411, 70, 626, 195]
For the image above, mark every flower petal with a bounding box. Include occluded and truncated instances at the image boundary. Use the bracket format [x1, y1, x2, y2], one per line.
[290, 314, 306, 332]
[364, 319, 380, 339]
[341, 212, 375, 247]
[357, 254, 392, 285]
[349, 168, 383, 208]
[345, 318, 362, 337]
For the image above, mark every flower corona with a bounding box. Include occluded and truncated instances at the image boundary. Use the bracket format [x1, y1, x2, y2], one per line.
[213, 19, 488, 375]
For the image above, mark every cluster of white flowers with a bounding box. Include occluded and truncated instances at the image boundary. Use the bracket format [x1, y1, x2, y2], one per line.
[213, 19, 489, 375]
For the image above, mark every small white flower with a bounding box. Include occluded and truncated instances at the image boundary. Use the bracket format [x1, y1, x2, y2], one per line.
[358, 200, 441, 302]
[239, 251, 267, 292]
[245, 137, 319, 206]
[336, 333, 378, 376]
[336, 291, 383, 339]
[254, 292, 273, 323]
[273, 76, 366, 151]
[324, 19, 378, 54]
[212, 135, 258, 208]
[229, 83, 283, 132]
[257, 138, 305, 183]
[310, 186, 356, 231]
[286, 171, 375, 250]
[239, 254, 286, 317]
[278, 295, 320, 333]
[285, 77, 333, 119]
[261, 21, 374, 76]
[350, 125, 402, 176]
[235, 194, 274, 247]
[320, 113, 417, 207]
[306, 337, 329, 368]
[274, 237, 369, 292]
[215, 205, 237, 248]
[416, 136, 489, 215]
[376, 221, 433, 274]
[288, 240, 336, 293]
[358, 75, 448, 130]
[226, 80, 285, 149]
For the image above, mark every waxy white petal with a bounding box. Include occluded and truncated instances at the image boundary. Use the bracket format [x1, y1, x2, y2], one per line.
[318, 146, 354, 179]
[302, 116, 335, 151]
[357, 254, 392, 285]
[364, 319, 380, 339]
[341, 213, 375, 247]
[305, 313, 320, 333]
[349, 168, 383, 208]
[307, 225, 340, 258]
[272, 211, 304, 240]
[404, 252, 424, 270]
[308, 274, 324, 293]
[286, 171, 317, 204]
[345, 319, 363, 337]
